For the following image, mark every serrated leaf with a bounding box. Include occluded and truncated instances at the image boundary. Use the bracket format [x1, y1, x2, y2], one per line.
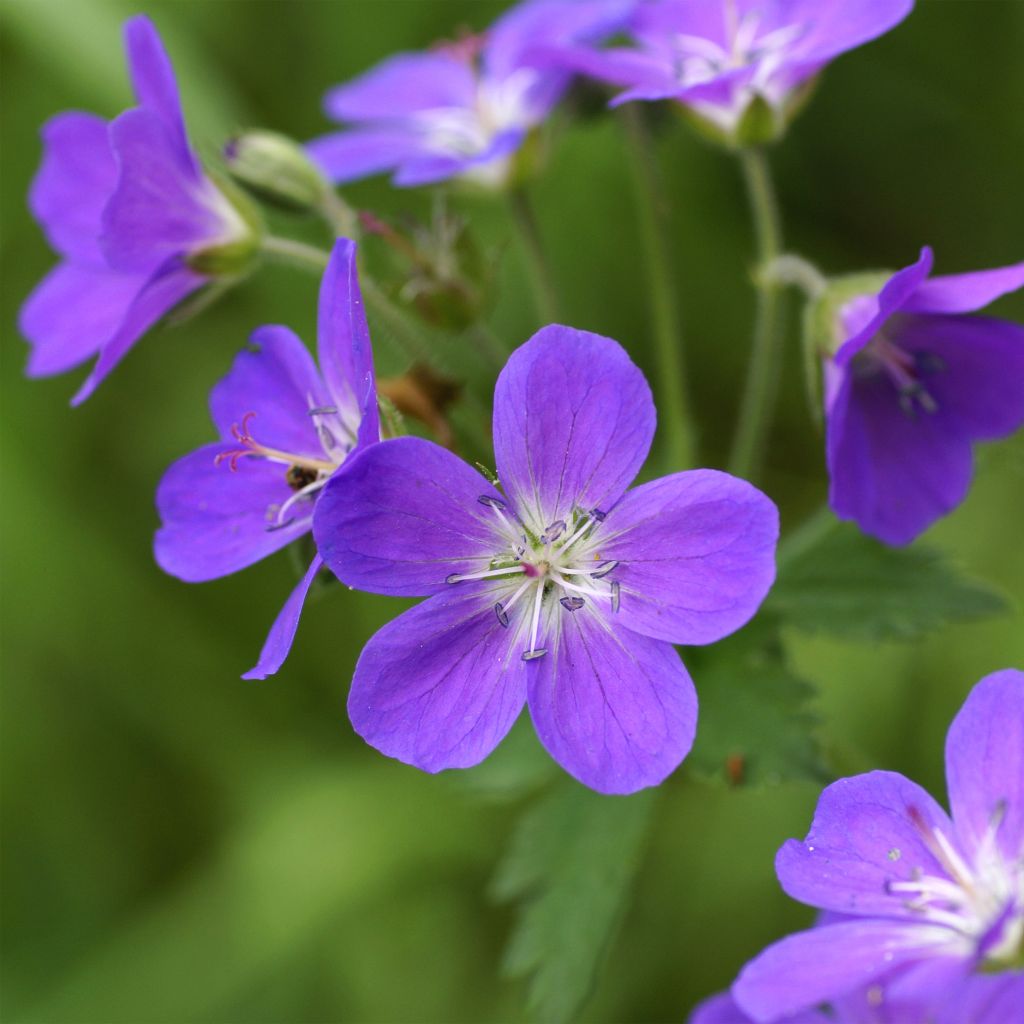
[769, 519, 1009, 641]
[687, 626, 825, 786]
[493, 783, 653, 1024]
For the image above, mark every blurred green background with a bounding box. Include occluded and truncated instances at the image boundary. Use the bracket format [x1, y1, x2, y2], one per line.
[2, 1, 1023, 1021]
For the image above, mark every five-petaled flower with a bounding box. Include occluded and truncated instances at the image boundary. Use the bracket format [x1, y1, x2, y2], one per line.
[824, 248, 1024, 546]
[154, 239, 378, 679]
[313, 326, 778, 794]
[20, 15, 258, 404]
[536, 0, 913, 140]
[733, 669, 1024, 1023]
[306, 0, 632, 189]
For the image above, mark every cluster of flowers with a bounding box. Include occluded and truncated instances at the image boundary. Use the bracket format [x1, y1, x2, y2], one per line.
[19, 2, 1023, 1020]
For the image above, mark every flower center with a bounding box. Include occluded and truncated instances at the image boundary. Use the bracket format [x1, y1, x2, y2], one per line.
[886, 803, 1024, 967]
[854, 331, 945, 418]
[445, 497, 621, 662]
[215, 403, 355, 531]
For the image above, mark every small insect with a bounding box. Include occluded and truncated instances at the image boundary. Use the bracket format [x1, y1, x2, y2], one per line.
[725, 753, 745, 787]
[285, 464, 319, 491]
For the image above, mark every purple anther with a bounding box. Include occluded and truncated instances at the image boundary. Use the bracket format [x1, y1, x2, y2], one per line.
[591, 560, 619, 579]
[445, 572, 462, 584]
[590, 508, 607, 522]
[308, 405, 339, 416]
[478, 495, 507, 510]
[559, 596, 585, 611]
[610, 580, 621, 612]
[494, 602, 510, 628]
[541, 520, 566, 544]
[521, 648, 548, 662]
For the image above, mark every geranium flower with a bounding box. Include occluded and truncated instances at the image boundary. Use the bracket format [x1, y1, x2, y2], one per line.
[313, 325, 777, 794]
[733, 669, 1024, 1022]
[537, 0, 913, 139]
[824, 248, 1024, 545]
[20, 15, 258, 404]
[306, 0, 632, 188]
[154, 240, 377, 679]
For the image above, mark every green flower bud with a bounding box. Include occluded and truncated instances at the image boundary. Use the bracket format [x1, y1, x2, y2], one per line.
[224, 130, 331, 212]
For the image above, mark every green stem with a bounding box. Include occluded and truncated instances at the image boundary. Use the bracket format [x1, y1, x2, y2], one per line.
[728, 146, 784, 482]
[260, 235, 427, 363]
[507, 187, 560, 324]
[468, 321, 509, 370]
[621, 105, 695, 471]
[318, 188, 360, 240]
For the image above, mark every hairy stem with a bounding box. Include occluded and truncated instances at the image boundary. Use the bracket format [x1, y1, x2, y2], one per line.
[621, 105, 695, 471]
[507, 187, 560, 324]
[728, 146, 784, 482]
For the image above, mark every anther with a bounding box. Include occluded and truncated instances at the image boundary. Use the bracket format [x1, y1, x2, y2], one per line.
[540, 520, 566, 544]
[914, 352, 946, 376]
[591, 560, 619, 579]
[591, 508, 607, 522]
[521, 649, 548, 662]
[559, 596, 584, 611]
[265, 518, 296, 532]
[494, 602, 510, 628]
[446, 573, 462, 584]
[308, 406, 339, 416]
[610, 580, 621, 612]
[478, 495, 507, 510]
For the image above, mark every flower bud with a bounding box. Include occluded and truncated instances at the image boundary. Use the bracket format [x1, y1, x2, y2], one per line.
[224, 130, 331, 212]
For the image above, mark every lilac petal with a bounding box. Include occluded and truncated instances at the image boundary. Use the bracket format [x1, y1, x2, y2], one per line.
[935, 973, 1024, 1024]
[781, 0, 914, 65]
[323, 52, 475, 122]
[314, 436, 502, 598]
[825, 365, 973, 546]
[242, 555, 323, 681]
[903, 261, 1024, 314]
[834, 248, 934, 367]
[486, 0, 634, 79]
[732, 919, 963, 1023]
[348, 588, 528, 773]
[123, 15, 198, 175]
[527, 615, 697, 795]
[210, 324, 329, 457]
[775, 770, 957, 919]
[493, 325, 655, 531]
[29, 112, 116, 262]
[892, 314, 1024, 443]
[391, 128, 526, 188]
[305, 129, 424, 185]
[101, 108, 224, 272]
[689, 991, 828, 1024]
[600, 470, 778, 645]
[317, 238, 379, 450]
[72, 258, 205, 404]
[19, 262, 146, 378]
[945, 669, 1024, 863]
[154, 442, 309, 582]
[532, 43, 678, 92]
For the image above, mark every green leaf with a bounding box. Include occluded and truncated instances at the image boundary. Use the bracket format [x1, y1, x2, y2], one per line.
[770, 519, 1010, 641]
[687, 626, 825, 786]
[493, 783, 654, 1024]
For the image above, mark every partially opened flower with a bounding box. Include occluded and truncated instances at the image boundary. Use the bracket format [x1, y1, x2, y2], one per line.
[733, 669, 1024, 1023]
[538, 0, 913, 141]
[307, 0, 632, 189]
[154, 240, 377, 679]
[313, 326, 777, 794]
[20, 15, 259, 404]
[823, 248, 1024, 545]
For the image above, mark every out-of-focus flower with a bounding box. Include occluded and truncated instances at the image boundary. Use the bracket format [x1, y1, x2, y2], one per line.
[820, 248, 1024, 546]
[536, 0, 913, 143]
[733, 669, 1024, 1023]
[20, 15, 260, 403]
[313, 325, 778, 794]
[307, 0, 633, 188]
[154, 240, 378, 680]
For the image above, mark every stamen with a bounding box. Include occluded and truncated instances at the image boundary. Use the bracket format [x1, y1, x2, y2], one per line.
[610, 580, 621, 612]
[527, 581, 544, 657]
[559, 596, 584, 611]
[494, 602, 510, 628]
[308, 406, 339, 416]
[446, 565, 524, 584]
[521, 649, 547, 662]
[560, 560, 619, 579]
[265, 517, 296, 532]
[500, 577, 534, 615]
[540, 520, 566, 545]
[214, 411, 337, 474]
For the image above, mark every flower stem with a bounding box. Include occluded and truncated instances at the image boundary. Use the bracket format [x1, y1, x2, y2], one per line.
[260, 235, 329, 272]
[728, 146, 784, 482]
[621, 104, 695, 471]
[507, 187, 560, 324]
[318, 188, 360, 240]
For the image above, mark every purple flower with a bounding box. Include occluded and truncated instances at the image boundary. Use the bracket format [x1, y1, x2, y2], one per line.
[306, 0, 632, 189]
[691, 990, 828, 1024]
[732, 669, 1024, 1023]
[154, 239, 378, 680]
[312, 326, 778, 794]
[20, 15, 258, 404]
[539, 0, 913, 138]
[824, 248, 1024, 546]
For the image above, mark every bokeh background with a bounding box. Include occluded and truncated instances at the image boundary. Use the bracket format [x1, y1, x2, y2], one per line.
[2, 1, 1023, 1021]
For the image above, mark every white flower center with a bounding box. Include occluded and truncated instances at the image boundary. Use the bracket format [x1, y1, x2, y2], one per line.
[888, 804, 1024, 966]
[446, 498, 621, 661]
